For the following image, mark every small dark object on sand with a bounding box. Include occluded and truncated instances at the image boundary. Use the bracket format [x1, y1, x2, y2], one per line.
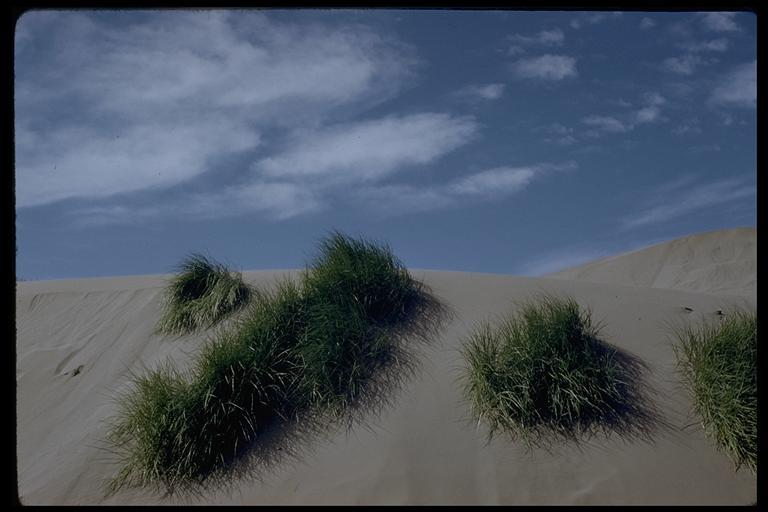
[683, 306, 694, 312]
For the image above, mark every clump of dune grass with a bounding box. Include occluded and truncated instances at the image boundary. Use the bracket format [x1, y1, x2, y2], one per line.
[671, 309, 756, 473]
[461, 295, 657, 448]
[105, 233, 446, 497]
[106, 280, 310, 495]
[297, 232, 445, 419]
[302, 231, 432, 328]
[156, 254, 253, 335]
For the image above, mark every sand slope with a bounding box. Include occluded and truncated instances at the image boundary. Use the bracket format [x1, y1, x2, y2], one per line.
[16, 266, 756, 505]
[547, 228, 756, 297]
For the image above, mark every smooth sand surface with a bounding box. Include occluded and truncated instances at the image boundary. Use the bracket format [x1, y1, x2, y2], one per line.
[547, 227, 756, 298]
[16, 232, 757, 505]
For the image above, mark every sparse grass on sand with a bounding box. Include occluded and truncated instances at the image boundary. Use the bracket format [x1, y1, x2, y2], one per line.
[461, 295, 657, 448]
[672, 309, 757, 473]
[105, 232, 445, 496]
[156, 254, 253, 335]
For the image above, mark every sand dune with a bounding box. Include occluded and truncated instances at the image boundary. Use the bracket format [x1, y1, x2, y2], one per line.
[547, 227, 756, 297]
[15, 231, 757, 505]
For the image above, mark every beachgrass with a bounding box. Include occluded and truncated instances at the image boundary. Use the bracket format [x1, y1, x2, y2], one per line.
[671, 309, 757, 473]
[461, 294, 657, 448]
[156, 254, 253, 335]
[104, 232, 445, 496]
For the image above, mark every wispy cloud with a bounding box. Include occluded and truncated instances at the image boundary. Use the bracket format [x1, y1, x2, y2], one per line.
[72, 181, 324, 226]
[570, 12, 622, 30]
[697, 12, 740, 32]
[672, 118, 703, 135]
[509, 28, 564, 47]
[537, 123, 577, 145]
[679, 38, 730, 53]
[661, 54, 705, 75]
[256, 113, 478, 182]
[634, 92, 666, 124]
[620, 176, 755, 230]
[511, 54, 577, 81]
[16, 118, 260, 208]
[449, 166, 536, 196]
[710, 60, 756, 108]
[353, 161, 577, 217]
[582, 115, 631, 133]
[15, 11, 417, 208]
[639, 17, 656, 29]
[453, 83, 506, 101]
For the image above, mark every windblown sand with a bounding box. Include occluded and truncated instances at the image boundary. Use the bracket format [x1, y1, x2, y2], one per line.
[15, 228, 756, 505]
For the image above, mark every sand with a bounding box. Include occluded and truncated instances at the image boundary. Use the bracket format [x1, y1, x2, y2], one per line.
[547, 227, 756, 298]
[15, 228, 757, 505]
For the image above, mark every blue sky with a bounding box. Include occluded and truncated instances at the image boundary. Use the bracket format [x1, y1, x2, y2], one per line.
[15, 10, 756, 280]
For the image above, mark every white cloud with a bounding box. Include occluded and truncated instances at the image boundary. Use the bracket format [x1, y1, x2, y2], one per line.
[510, 28, 564, 46]
[662, 55, 703, 75]
[455, 83, 506, 100]
[680, 38, 730, 53]
[621, 176, 755, 229]
[508, 45, 526, 56]
[698, 12, 740, 32]
[16, 118, 260, 207]
[256, 113, 478, 182]
[73, 181, 324, 225]
[710, 61, 756, 108]
[581, 115, 630, 133]
[15, 11, 417, 208]
[352, 161, 577, 217]
[635, 107, 661, 123]
[634, 92, 666, 124]
[512, 54, 577, 81]
[449, 167, 536, 196]
[639, 17, 656, 29]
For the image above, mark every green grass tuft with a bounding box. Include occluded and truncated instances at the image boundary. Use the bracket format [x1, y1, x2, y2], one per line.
[671, 309, 757, 473]
[302, 231, 429, 328]
[104, 233, 446, 496]
[461, 294, 657, 448]
[156, 254, 253, 335]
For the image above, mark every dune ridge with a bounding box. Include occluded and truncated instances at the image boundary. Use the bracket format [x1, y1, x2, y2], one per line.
[547, 227, 756, 297]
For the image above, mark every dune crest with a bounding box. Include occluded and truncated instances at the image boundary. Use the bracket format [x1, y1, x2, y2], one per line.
[547, 228, 756, 297]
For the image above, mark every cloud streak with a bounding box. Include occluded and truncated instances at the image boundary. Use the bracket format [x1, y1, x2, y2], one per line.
[710, 60, 756, 108]
[621, 176, 755, 230]
[256, 113, 478, 182]
[509, 28, 564, 47]
[453, 83, 506, 101]
[512, 54, 577, 81]
[698, 12, 740, 32]
[354, 161, 577, 216]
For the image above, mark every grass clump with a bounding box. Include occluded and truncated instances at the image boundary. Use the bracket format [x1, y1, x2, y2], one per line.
[156, 254, 253, 335]
[105, 232, 445, 496]
[672, 309, 757, 473]
[302, 231, 430, 328]
[461, 295, 656, 448]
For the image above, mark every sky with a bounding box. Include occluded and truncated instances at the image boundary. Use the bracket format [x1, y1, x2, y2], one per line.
[14, 9, 756, 280]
